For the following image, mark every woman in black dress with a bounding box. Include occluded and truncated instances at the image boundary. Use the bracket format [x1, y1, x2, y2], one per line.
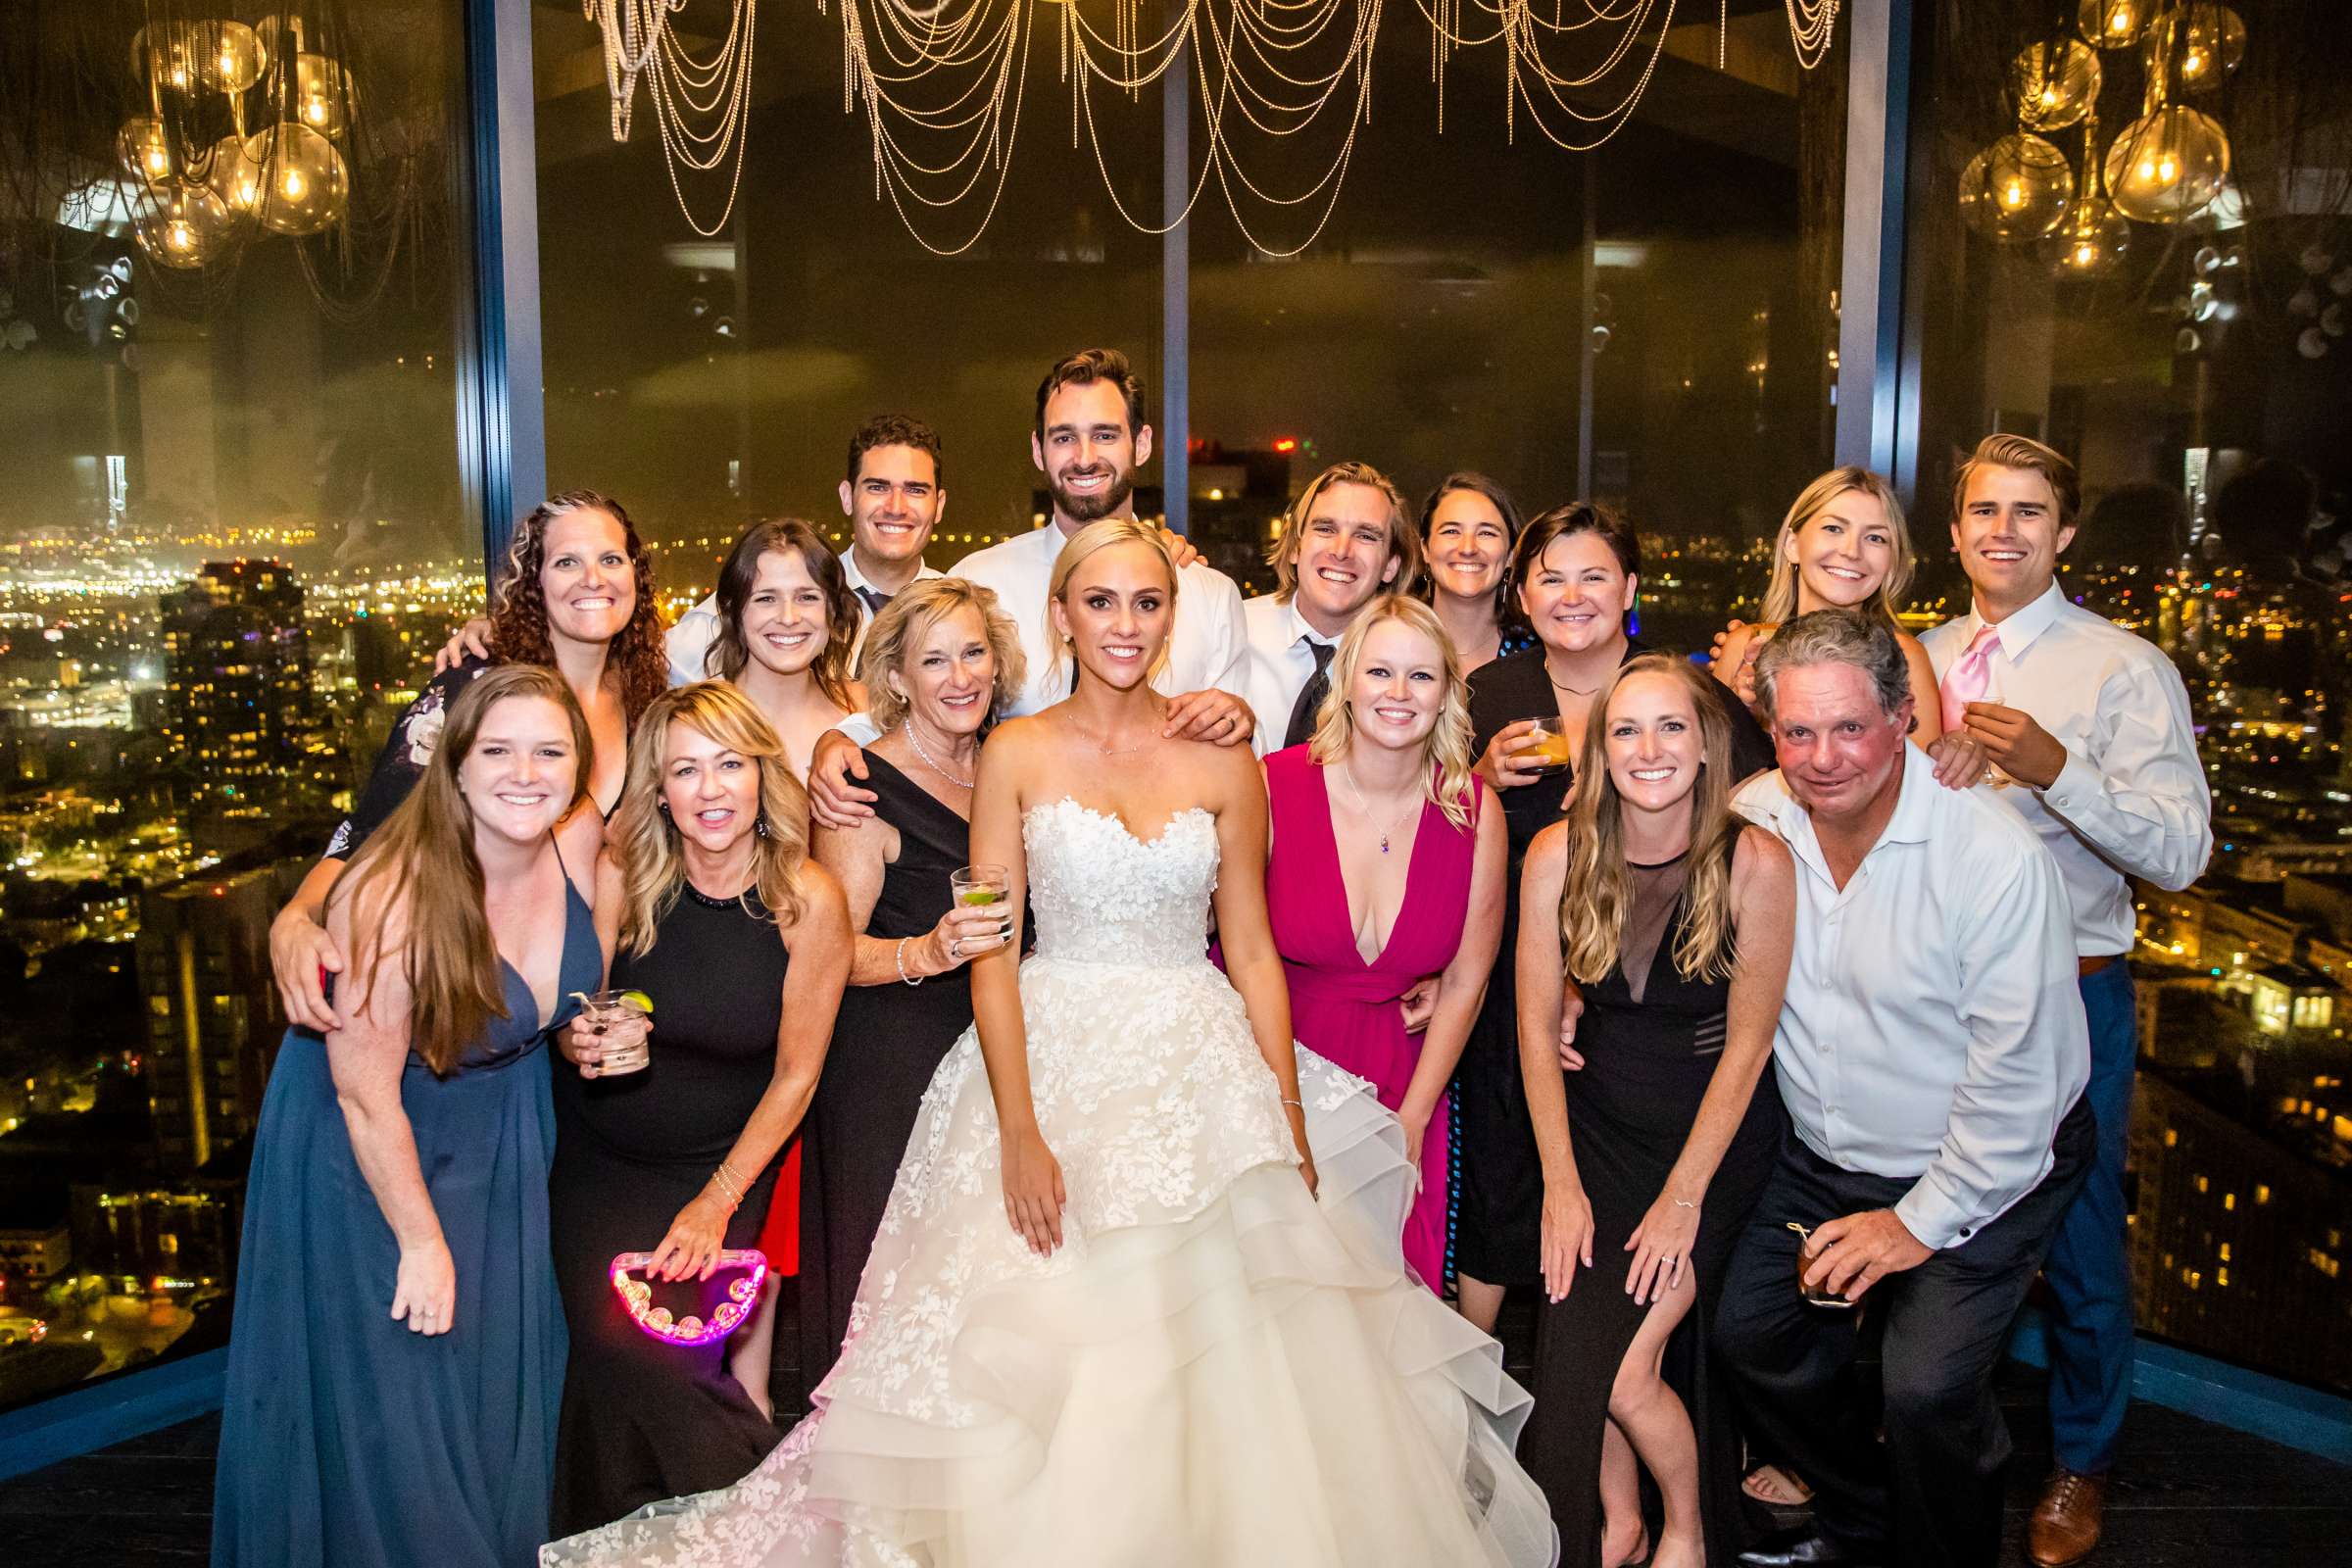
[547, 682, 852, 1536]
[1514, 655, 1794, 1568]
[1458, 504, 1775, 1333]
[800, 578, 1026, 1391]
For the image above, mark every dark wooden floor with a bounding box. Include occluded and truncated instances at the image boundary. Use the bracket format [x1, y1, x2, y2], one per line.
[5, 1360, 2347, 1565]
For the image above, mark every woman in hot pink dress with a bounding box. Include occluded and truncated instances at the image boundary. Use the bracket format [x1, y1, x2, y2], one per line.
[1263, 595, 1507, 1295]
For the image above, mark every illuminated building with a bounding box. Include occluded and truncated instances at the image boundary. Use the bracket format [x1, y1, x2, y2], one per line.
[133, 860, 305, 1173]
[2131, 1072, 2352, 1395]
[159, 561, 313, 806]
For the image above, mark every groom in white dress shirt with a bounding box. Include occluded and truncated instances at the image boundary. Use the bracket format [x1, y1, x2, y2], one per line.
[806, 350, 1256, 829]
[1716, 610, 2092, 1568]
[949, 348, 1253, 728]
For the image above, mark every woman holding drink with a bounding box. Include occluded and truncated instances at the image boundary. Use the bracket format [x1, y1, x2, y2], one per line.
[546, 682, 851, 1536]
[1454, 505, 1774, 1336]
[1708, 467, 1943, 750]
[801, 579, 1026, 1388]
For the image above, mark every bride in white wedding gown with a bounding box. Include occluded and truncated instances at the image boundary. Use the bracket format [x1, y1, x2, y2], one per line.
[542, 519, 1558, 1568]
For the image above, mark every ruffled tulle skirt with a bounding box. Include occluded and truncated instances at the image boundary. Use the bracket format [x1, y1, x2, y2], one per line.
[540, 956, 1558, 1568]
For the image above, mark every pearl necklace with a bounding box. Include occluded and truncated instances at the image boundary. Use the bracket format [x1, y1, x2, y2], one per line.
[905, 721, 975, 789]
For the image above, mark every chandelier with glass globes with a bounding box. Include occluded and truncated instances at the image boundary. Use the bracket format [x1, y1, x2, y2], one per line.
[113, 10, 361, 270]
[1960, 0, 2243, 279]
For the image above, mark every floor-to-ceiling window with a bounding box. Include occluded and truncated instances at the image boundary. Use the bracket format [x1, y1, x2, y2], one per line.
[0, 0, 480, 1413]
[1904, 0, 2352, 1394]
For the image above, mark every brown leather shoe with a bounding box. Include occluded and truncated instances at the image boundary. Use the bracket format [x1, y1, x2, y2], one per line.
[2029, 1469, 2108, 1567]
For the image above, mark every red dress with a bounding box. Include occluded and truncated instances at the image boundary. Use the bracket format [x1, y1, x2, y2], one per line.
[1263, 745, 1486, 1294]
[756, 1142, 799, 1275]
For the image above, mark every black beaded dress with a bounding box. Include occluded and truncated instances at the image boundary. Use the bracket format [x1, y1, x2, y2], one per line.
[548, 882, 789, 1536]
[1518, 842, 1786, 1565]
[796, 754, 981, 1393]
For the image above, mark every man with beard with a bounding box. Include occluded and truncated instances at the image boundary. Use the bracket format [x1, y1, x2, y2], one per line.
[951, 347, 1251, 725]
[804, 349, 1256, 831]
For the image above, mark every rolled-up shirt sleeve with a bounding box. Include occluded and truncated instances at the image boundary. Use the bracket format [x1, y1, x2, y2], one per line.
[1894, 846, 2090, 1250]
[664, 597, 721, 687]
[2037, 656, 2212, 893]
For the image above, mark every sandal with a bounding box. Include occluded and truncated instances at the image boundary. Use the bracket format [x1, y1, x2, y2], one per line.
[1741, 1463, 1814, 1508]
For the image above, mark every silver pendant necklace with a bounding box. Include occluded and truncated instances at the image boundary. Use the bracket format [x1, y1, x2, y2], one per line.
[1335, 762, 1420, 855]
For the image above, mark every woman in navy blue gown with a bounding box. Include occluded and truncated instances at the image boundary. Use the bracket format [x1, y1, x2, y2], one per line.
[213, 664, 605, 1568]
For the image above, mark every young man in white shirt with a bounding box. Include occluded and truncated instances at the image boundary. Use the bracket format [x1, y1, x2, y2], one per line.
[1717, 610, 2093, 1568]
[1239, 460, 1420, 754]
[666, 414, 947, 681]
[805, 349, 1254, 826]
[1922, 435, 2211, 1568]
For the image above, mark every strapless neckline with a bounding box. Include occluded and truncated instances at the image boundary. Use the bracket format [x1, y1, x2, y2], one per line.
[1024, 796, 1213, 851]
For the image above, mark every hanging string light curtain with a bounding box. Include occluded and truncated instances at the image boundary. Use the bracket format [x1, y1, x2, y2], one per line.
[587, 0, 1847, 253]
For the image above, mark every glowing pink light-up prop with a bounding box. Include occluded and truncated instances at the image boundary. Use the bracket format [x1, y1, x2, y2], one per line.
[609, 1249, 767, 1347]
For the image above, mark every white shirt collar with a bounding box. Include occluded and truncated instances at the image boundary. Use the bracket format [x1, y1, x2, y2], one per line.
[1282, 595, 1342, 650]
[1745, 743, 1940, 883]
[839, 542, 939, 598]
[1964, 578, 2067, 662]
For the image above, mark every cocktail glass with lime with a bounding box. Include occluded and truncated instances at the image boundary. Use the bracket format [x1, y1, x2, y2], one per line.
[575, 988, 654, 1075]
[950, 864, 1011, 939]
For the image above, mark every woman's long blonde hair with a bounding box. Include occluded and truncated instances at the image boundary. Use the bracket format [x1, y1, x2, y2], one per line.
[1308, 595, 1478, 830]
[1047, 517, 1178, 691]
[335, 664, 593, 1076]
[1757, 467, 1914, 625]
[610, 682, 810, 955]
[1559, 655, 1741, 987]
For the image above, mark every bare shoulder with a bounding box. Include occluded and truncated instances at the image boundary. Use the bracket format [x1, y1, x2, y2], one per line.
[1731, 822, 1794, 888]
[974, 713, 1051, 780]
[791, 856, 852, 934]
[1525, 816, 1571, 877]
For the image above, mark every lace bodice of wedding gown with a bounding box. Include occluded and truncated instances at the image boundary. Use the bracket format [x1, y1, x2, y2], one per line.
[1022, 797, 1219, 968]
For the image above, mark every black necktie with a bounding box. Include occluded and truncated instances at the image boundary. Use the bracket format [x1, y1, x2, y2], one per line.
[1284, 639, 1338, 750]
[855, 586, 888, 616]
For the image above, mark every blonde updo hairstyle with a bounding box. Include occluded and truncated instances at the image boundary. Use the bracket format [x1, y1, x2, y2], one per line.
[1045, 517, 1180, 691]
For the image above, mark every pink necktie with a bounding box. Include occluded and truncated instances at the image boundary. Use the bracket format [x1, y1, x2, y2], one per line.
[1940, 624, 2001, 734]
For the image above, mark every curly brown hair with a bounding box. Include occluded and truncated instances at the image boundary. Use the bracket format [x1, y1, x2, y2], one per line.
[487, 490, 670, 727]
